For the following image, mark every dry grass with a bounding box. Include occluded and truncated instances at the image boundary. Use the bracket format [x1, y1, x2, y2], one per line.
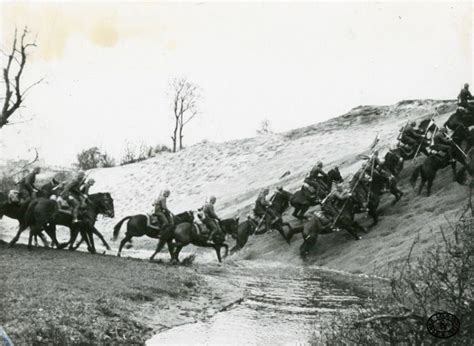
[0, 242, 239, 344]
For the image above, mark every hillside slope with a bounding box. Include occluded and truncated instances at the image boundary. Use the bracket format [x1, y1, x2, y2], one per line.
[1, 99, 467, 274]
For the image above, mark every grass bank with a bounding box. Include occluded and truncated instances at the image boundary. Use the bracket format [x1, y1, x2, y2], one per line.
[0, 242, 243, 344]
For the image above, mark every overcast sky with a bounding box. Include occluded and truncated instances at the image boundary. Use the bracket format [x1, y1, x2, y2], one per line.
[0, 1, 472, 166]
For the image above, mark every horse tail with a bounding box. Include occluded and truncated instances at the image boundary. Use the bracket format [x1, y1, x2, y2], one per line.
[409, 165, 422, 188]
[113, 216, 133, 240]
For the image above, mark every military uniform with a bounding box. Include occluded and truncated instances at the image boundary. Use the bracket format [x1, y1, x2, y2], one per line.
[432, 131, 453, 160]
[60, 176, 85, 222]
[458, 87, 473, 111]
[153, 195, 173, 228]
[322, 189, 350, 221]
[401, 125, 424, 147]
[18, 171, 39, 201]
[202, 201, 221, 239]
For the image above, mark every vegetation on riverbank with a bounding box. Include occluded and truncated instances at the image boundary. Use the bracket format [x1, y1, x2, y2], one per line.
[315, 206, 474, 344]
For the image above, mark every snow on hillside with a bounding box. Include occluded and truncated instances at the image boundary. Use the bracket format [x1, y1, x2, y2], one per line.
[1, 99, 466, 273]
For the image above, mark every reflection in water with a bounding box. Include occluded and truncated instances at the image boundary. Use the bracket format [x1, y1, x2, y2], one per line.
[147, 261, 367, 345]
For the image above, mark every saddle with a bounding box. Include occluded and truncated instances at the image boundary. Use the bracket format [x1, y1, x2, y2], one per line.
[146, 214, 162, 230]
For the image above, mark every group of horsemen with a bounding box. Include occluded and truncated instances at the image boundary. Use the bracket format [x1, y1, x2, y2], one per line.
[12, 83, 474, 239]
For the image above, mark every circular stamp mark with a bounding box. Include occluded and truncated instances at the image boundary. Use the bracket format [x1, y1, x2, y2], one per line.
[426, 312, 460, 338]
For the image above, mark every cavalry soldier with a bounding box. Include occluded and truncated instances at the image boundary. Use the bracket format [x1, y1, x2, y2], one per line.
[458, 83, 474, 113]
[254, 188, 279, 227]
[152, 189, 174, 229]
[321, 183, 351, 221]
[60, 171, 86, 223]
[80, 178, 95, 196]
[18, 167, 41, 202]
[400, 121, 425, 147]
[432, 127, 455, 163]
[202, 196, 221, 240]
[306, 161, 329, 194]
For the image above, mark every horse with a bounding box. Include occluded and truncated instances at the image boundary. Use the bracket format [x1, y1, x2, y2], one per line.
[149, 216, 239, 263]
[254, 188, 294, 243]
[383, 149, 404, 177]
[9, 193, 115, 252]
[228, 217, 258, 254]
[444, 108, 474, 135]
[350, 168, 401, 227]
[0, 192, 54, 247]
[410, 133, 468, 196]
[298, 198, 367, 260]
[113, 211, 195, 257]
[36, 179, 60, 198]
[290, 167, 343, 219]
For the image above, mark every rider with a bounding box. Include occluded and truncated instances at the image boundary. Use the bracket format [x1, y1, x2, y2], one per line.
[254, 188, 279, 226]
[306, 161, 329, 195]
[152, 189, 174, 229]
[17, 167, 41, 202]
[458, 83, 474, 114]
[60, 171, 86, 223]
[79, 178, 95, 205]
[400, 121, 425, 147]
[202, 196, 221, 240]
[432, 127, 455, 162]
[321, 183, 351, 221]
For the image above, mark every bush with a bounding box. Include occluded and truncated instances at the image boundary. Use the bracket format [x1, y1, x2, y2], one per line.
[76, 147, 115, 170]
[318, 206, 474, 344]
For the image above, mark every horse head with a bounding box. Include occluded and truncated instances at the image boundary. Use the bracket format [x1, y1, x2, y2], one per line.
[219, 217, 239, 236]
[328, 167, 343, 184]
[89, 192, 115, 218]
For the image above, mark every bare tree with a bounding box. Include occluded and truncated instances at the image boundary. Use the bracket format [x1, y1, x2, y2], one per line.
[257, 119, 273, 135]
[169, 77, 200, 152]
[1, 27, 41, 129]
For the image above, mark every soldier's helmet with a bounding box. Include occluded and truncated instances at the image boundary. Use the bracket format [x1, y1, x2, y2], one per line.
[33, 167, 41, 173]
[410, 121, 416, 127]
[77, 171, 86, 179]
[316, 161, 323, 168]
[464, 83, 469, 89]
[162, 188, 170, 196]
[87, 178, 96, 185]
[209, 195, 217, 203]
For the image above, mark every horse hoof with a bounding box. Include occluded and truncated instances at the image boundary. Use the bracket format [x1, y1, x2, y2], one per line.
[117, 253, 121, 257]
[106, 246, 111, 251]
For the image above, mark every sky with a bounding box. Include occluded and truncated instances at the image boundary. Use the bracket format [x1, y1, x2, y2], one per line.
[0, 1, 472, 166]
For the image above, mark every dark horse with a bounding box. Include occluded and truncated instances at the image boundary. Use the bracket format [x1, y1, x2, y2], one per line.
[255, 188, 294, 243]
[297, 198, 367, 260]
[444, 108, 474, 135]
[0, 193, 49, 246]
[351, 168, 402, 227]
[290, 167, 343, 219]
[410, 129, 469, 196]
[9, 193, 115, 252]
[149, 216, 239, 263]
[113, 211, 195, 257]
[228, 217, 259, 254]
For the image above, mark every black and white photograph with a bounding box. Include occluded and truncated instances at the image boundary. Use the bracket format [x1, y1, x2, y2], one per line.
[0, 1, 473, 344]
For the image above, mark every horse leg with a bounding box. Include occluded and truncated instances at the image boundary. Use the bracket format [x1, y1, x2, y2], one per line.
[368, 207, 378, 228]
[451, 160, 457, 181]
[292, 206, 300, 218]
[44, 224, 62, 248]
[214, 244, 222, 263]
[418, 176, 426, 195]
[222, 244, 229, 258]
[150, 238, 167, 261]
[427, 177, 435, 197]
[167, 239, 175, 259]
[28, 225, 42, 250]
[93, 227, 111, 250]
[68, 227, 80, 250]
[9, 224, 29, 246]
[117, 234, 132, 257]
[172, 245, 184, 263]
[275, 224, 289, 244]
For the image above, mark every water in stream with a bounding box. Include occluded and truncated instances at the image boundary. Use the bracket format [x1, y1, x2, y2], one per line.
[147, 260, 371, 345]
